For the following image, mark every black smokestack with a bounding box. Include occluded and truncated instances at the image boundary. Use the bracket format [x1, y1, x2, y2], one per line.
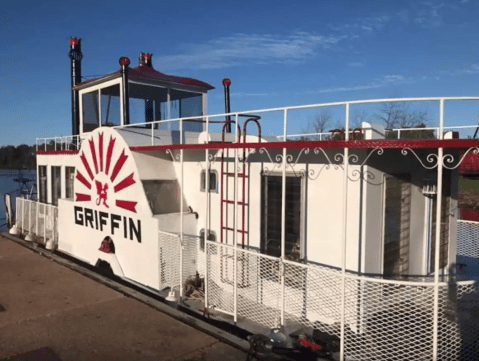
[69, 37, 83, 137]
[223, 78, 231, 133]
[119, 57, 131, 125]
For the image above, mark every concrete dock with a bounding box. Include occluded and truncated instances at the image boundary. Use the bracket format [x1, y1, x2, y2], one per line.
[0, 235, 249, 361]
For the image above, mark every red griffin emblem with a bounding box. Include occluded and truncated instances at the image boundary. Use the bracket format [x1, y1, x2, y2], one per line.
[95, 181, 109, 208]
[75, 132, 138, 213]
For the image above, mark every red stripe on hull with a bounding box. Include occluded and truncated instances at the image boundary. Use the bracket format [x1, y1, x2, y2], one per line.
[110, 150, 128, 182]
[105, 136, 116, 175]
[114, 172, 135, 193]
[116, 200, 137, 213]
[80, 153, 94, 180]
[130, 139, 479, 152]
[76, 171, 91, 190]
[75, 193, 91, 202]
[89, 139, 99, 174]
[99, 132, 104, 173]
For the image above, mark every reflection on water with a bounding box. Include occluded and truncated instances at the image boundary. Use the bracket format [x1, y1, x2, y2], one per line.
[0, 169, 36, 231]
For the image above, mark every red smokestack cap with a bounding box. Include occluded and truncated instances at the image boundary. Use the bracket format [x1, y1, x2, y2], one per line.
[222, 78, 231, 87]
[119, 56, 131, 67]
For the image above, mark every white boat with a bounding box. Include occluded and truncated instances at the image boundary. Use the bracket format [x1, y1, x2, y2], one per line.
[10, 37, 479, 361]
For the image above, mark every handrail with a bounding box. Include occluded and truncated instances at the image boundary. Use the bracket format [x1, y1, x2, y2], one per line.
[37, 96, 479, 146]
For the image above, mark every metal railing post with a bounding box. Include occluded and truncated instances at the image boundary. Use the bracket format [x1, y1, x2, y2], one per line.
[43, 204, 46, 241]
[432, 99, 444, 360]
[204, 116, 210, 309]
[21, 198, 25, 235]
[180, 117, 184, 300]
[281, 109, 288, 326]
[36, 200, 38, 237]
[339, 103, 350, 361]
[233, 113, 239, 324]
[28, 200, 31, 236]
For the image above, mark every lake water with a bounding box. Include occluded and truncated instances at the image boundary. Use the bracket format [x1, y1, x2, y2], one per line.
[0, 169, 37, 231]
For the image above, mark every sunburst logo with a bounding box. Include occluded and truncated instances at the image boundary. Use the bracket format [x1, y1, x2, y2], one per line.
[75, 132, 137, 213]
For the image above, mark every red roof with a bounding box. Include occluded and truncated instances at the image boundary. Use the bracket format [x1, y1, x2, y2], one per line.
[78, 65, 214, 90]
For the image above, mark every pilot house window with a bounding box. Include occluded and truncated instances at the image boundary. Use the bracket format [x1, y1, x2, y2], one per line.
[82, 90, 100, 133]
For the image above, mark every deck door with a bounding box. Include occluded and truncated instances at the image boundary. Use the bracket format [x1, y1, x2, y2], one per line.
[383, 175, 411, 277]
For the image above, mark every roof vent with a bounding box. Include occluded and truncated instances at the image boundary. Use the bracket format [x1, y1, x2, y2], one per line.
[139, 52, 153, 67]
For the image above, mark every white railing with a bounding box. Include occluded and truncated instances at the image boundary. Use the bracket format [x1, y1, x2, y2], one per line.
[15, 198, 58, 246]
[205, 240, 479, 361]
[37, 96, 479, 147]
[158, 231, 206, 299]
[8, 197, 479, 359]
[457, 220, 479, 271]
[283, 124, 479, 141]
[36, 135, 83, 152]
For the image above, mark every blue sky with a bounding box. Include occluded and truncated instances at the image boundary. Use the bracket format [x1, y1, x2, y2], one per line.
[1, 0, 479, 145]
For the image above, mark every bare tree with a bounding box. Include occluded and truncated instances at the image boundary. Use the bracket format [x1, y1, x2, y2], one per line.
[376, 102, 429, 129]
[376, 102, 433, 139]
[304, 110, 332, 140]
[351, 110, 369, 129]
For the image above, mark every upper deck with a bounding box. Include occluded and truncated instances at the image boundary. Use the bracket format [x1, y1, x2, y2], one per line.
[37, 95, 479, 154]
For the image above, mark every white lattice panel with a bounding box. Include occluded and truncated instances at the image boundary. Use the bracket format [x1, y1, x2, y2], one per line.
[206, 242, 235, 314]
[283, 261, 343, 337]
[457, 220, 479, 270]
[235, 249, 282, 328]
[158, 231, 181, 291]
[438, 281, 479, 360]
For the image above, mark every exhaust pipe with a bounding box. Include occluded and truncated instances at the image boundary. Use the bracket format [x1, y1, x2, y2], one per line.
[223, 78, 232, 133]
[119, 57, 131, 125]
[69, 37, 83, 137]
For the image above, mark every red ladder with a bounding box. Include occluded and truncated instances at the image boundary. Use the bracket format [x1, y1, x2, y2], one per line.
[219, 117, 261, 248]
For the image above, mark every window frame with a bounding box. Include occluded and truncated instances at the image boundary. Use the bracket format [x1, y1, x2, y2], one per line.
[200, 169, 218, 193]
[79, 78, 123, 134]
[260, 172, 306, 262]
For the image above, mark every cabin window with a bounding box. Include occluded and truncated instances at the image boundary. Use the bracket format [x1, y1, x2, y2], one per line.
[142, 179, 188, 215]
[129, 83, 168, 127]
[170, 90, 203, 132]
[383, 174, 411, 278]
[51, 166, 62, 206]
[38, 166, 47, 203]
[199, 229, 216, 252]
[65, 167, 75, 199]
[200, 170, 217, 192]
[101, 85, 121, 126]
[82, 90, 100, 132]
[261, 174, 303, 261]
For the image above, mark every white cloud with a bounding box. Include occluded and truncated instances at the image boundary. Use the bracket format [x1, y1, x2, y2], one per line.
[301, 75, 410, 95]
[348, 62, 364, 67]
[154, 2, 466, 72]
[155, 32, 348, 71]
[413, 2, 445, 28]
